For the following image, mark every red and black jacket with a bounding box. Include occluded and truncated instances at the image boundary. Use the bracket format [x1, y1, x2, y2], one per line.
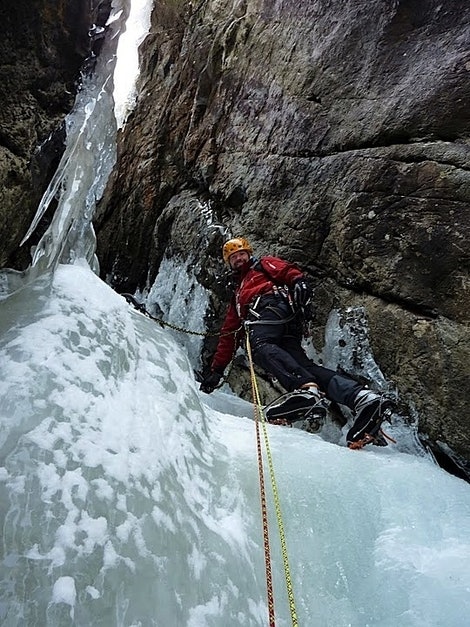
[211, 256, 304, 373]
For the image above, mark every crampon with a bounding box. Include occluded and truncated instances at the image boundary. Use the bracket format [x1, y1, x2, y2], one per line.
[347, 427, 397, 450]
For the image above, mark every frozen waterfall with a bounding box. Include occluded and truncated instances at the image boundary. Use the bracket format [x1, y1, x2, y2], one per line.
[1, 0, 470, 625]
[1, 265, 470, 625]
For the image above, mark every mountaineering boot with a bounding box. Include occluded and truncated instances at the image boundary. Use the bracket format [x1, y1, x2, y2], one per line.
[264, 386, 327, 428]
[346, 390, 395, 448]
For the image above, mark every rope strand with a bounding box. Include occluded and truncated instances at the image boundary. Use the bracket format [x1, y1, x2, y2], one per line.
[127, 294, 298, 623]
[246, 330, 299, 627]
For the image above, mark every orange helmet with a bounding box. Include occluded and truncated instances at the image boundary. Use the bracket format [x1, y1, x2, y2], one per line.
[222, 237, 253, 264]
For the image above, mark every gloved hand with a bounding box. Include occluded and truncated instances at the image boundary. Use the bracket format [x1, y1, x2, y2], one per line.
[292, 278, 312, 308]
[200, 371, 223, 394]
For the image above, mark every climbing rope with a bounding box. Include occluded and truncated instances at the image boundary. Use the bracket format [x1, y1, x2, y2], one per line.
[252, 391, 276, 626]
[126, 291, 297, 622]
[246, 329, 299, 627]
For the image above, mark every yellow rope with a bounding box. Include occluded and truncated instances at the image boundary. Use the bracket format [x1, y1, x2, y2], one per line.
[129, 293, 298, 624]
[246, 331, 299, 627]
[252, 387, 276, 626]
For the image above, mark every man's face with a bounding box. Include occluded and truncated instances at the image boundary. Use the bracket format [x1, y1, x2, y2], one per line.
[229, 250, 250, 270]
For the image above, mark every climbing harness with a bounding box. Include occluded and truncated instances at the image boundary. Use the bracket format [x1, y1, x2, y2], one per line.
[246, 331, 299, 627]
[246, 310, 297, 325]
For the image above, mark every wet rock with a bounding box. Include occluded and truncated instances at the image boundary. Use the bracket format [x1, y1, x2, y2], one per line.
[0, 0, 111, 268]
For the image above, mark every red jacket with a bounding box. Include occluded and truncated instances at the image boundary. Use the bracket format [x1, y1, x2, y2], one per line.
[211, 256, 304, 372]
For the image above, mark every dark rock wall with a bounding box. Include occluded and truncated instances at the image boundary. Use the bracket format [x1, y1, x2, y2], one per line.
[96, 0, 470, 474]
[0, 0, 110, 269]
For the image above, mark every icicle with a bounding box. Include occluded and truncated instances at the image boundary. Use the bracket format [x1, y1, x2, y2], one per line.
[20, 1, 130, 277]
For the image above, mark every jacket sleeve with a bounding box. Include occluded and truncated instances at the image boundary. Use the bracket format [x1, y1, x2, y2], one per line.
[261, 256, 304, 286]
[211, 300, 242, 373]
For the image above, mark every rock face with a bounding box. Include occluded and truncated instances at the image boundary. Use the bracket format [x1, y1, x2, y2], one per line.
[96, 0, 470, 477]
[0, 0, 110, 269]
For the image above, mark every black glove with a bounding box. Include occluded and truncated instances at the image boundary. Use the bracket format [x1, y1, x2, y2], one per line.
[292, 278, 312, 308]
[200, 371, 223, 394]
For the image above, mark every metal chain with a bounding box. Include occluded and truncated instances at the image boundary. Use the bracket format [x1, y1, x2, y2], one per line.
[123, 294, 242, 338]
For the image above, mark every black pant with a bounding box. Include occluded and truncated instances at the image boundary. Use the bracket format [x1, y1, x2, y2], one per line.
[247, 297, 361, 409]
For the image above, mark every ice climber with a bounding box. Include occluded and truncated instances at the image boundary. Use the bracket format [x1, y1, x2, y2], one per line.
[199, 237, 395, 447]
